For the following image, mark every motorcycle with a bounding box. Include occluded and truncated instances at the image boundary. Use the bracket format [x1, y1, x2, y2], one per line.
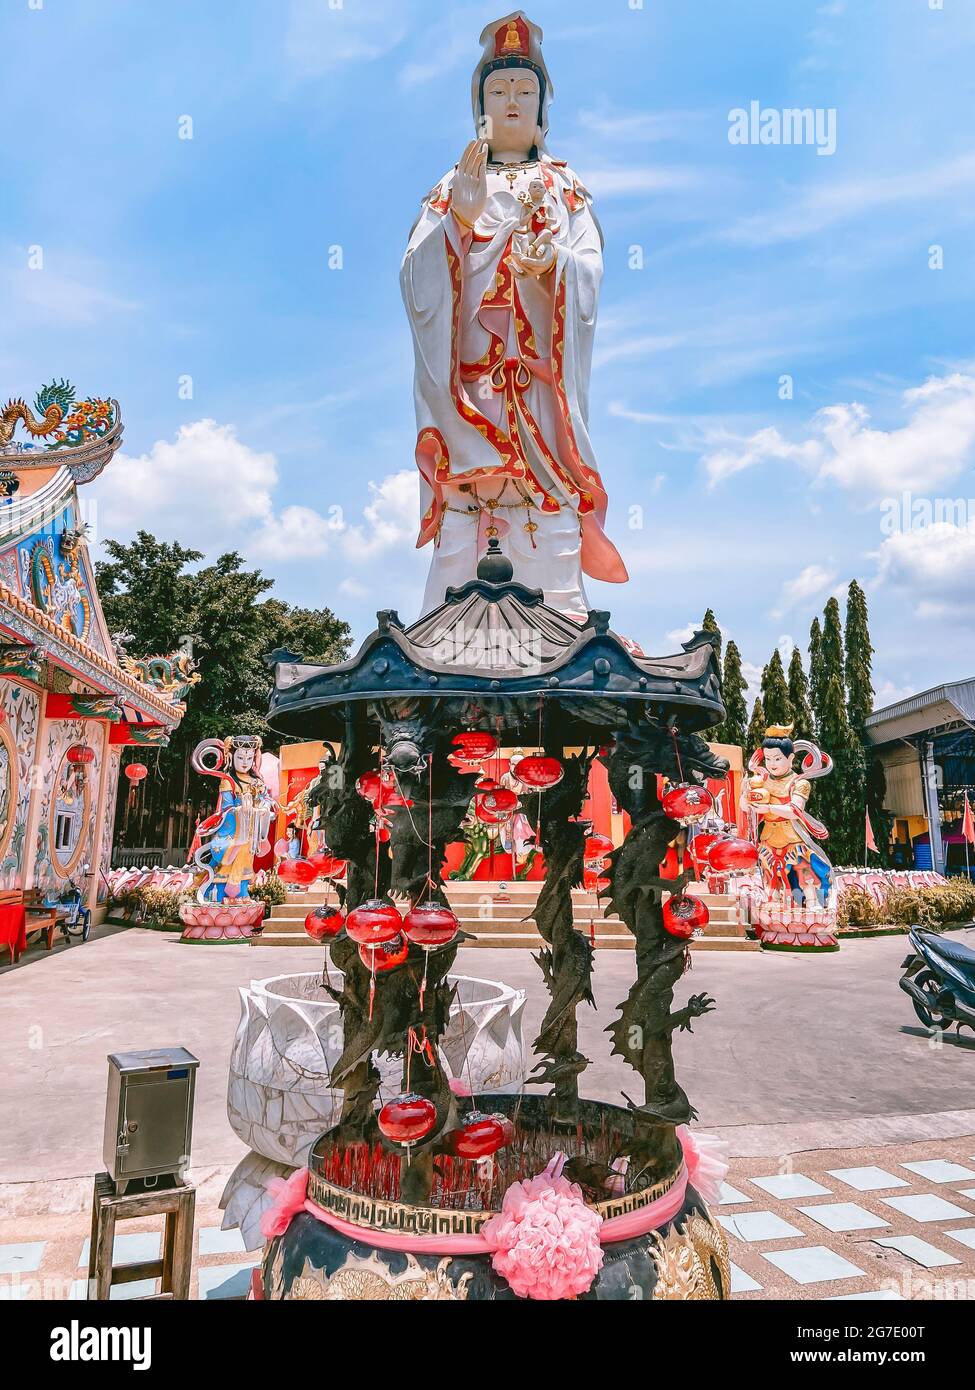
[899, 926, 975, 1034]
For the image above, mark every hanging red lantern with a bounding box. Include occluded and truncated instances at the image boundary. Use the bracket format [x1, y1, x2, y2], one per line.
[662, 894, 709, 939]
[378, 1092, 437, 1145]
[514, 754, 564, 790]
[584, 833, 614, 863]
[356, 770, 409, 810]
[451, 731, 498, 764]
[291, 858, 319, 885]
[277, 858, 302, 884]
[706, 837, 759, 873]
[67, 744, 95, 765]
[480, 787, 519, 817]
[345, 897, 402, 946]
[304, 905, 345, 941]
[402, 902, 459, 949]
[307, 853, 346, 880]
[689, 832, 719, 864]
[661, 782, 713, 825]
[450, 1111, 508, 1159]
[583, 867, 610, 893]
[125, 762, 148, 783]
[474, 776, 500, 792]
[359, 933, 409, 973]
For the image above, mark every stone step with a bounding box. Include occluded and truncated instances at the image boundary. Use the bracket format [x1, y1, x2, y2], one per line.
[252, 925, 755, 951]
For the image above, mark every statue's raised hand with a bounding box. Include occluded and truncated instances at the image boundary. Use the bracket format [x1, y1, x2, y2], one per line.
[452, 140, 488, 229]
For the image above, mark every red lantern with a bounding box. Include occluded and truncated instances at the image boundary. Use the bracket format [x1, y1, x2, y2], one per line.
[345, 897, 402, 946]
[583, 867, 610, 893]
[402, 902, 459, 949]
[450, 1112, 507, 1159]
[125, 762, 148, 783]
[307, 853, 346, 880]
[514, 755, 564, 790]
[706, 837, 759, 873]
[584, 833, 614, 863]
[661, 782, 713, 825]
[67, 744, 95, 765]
[304, 906, 344, 941]
[475, 776, 500, 792]
[690, 832, 719, 864]
[451, 731, 498, 764]
[479, 787, 518, 817]
[290, 858, 319, 885]
[662, 894, 709, 939]
[378, 1092, 437, 1145]
[359, 933, 409, 973]
[356, 770, 408, 810]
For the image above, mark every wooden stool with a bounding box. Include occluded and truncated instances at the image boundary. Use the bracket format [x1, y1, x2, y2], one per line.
[87, 1172, 196, 1300]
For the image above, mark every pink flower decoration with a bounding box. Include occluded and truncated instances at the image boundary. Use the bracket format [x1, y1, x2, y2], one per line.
[448, 1076, 472, 1097]
[260, 1166, 309, 1239]
[482, 1155, 603, 1300]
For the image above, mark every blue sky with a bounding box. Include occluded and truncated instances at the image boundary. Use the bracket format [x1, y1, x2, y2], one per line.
[4, 0, 975, 710]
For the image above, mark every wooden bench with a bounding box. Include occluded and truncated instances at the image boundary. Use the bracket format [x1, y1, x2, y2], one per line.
[0, 889, 59, 959]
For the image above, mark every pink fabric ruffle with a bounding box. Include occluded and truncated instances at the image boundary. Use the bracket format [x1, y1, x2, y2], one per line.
[481, 1154, 604, 1300]
[259, 1166, 309, 1240]
[677, 1125, 729, 1207]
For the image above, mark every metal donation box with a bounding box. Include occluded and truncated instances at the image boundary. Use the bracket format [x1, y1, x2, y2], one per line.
[102, 1048, 199, 1194]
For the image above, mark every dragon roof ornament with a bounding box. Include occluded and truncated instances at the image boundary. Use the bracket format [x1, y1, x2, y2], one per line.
[0, 381, 123, 484]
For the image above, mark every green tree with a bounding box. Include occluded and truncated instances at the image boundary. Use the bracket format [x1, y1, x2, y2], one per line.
[760, 648, 793, 728]
[787, 647, 814, 742]
[97, 531, 352, 853]
[844, 579, 882, 859]
[718, 640, 748, 747]
[844, 579, 874, 736]
[813, 671, 864, 865]
[808, 616, 825, 733]
[701, 607, 722, 663]
[747, 695, 766, 754]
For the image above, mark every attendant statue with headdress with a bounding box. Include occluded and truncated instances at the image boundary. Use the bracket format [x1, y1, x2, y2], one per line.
[741, 723, 838, 950]
[401, 12, 628, 618]
[189, 735, 274, 901]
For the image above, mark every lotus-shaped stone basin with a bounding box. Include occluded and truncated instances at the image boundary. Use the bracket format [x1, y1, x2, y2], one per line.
[221, 972, 527, 1248]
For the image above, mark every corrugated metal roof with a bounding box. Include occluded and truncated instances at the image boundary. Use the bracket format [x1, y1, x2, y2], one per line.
[866, 678, 975, 744]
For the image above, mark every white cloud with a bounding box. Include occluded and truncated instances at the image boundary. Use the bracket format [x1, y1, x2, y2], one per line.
[874, 519, 975, 623]
[722, 151, 975, 246]
[91, 420, 419, 579]
[703, 426, 820, 487]
[584, 167, 700, 199]
[702, 368, 975, 498]
[284, 0, 412, 78]
[770, 564, 837, 620]
[576, 108, 704, 143]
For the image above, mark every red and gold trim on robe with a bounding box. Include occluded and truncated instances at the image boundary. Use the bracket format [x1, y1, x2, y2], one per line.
[413, 224, 628, 581]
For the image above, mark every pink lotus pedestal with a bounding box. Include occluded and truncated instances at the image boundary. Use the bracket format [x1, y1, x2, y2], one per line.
[179, 899, 265, 943]
[754, 901, 838, 952]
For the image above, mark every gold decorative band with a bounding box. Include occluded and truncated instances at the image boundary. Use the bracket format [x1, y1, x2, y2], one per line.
[306, 1161, 683, 1237]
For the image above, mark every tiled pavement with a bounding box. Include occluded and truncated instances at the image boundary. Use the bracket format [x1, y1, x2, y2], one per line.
[2, 1137, 974, 1300]
[718, 1136, 975, 1300]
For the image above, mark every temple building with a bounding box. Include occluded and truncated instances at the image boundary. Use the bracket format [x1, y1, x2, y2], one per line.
[866, 678, 975, 875]
[0, 384, 193, 914]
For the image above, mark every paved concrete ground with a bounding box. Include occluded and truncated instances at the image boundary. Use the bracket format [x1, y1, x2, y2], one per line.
[2, 924, 974, 1301]
[2, 924, 973, 1184]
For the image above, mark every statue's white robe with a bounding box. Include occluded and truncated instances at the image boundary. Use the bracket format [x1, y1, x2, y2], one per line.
[401, 158, 627, 616]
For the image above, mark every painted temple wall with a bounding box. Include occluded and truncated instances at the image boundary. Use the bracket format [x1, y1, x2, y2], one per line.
[0, 688, 119, 904]
[0, 679, 41, 889]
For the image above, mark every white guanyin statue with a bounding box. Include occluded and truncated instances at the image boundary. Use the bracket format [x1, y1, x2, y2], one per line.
[401, 12, 628, 618]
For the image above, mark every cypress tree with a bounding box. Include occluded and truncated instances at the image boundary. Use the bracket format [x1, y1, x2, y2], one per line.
[747, 695, 766, 754]
[719, 640, 748, 748]
[821, 597, 844, 689]
[787, 647, 815, 742]
[760, 648, 793, 728]
[845, 579, 874, 736]
[845, 579, 882, 859]
[701, 608, 722, 663]
[808, 616, 825, 733]
[813, 672, 863, 864]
